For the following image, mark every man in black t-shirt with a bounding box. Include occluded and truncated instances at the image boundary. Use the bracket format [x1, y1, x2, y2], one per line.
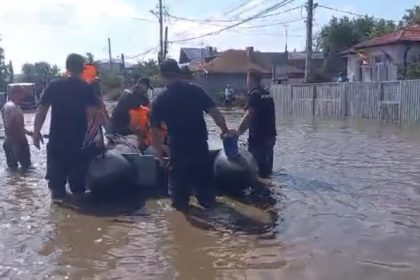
[111, 77, 151, 135]
[150, 59, 231, 211]
[237, 70, 276, 178]
[33, 54, 100, 200]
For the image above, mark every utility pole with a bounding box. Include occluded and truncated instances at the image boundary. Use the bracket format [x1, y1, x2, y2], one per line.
[304, 0, 314, 83]
[158, 0, 164, 62]
[284, 25, 288, 53]
[164, 26, 168, 60]
[108, 37, 112, 71]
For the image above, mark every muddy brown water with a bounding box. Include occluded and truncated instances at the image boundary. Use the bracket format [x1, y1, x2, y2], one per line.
[1, 109, 420, 279]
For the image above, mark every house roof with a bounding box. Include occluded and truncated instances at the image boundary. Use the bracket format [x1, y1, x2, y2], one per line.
[341, 25, 420, 55]
[288, 51, 324, 60]
[180, 48, 215, 62]
[203, 49, 287, 74]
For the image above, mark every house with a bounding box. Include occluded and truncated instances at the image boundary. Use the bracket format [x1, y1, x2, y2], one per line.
[193, 47, 324, 93]
[97, 58, 126, 74]
[286, 51, 324, 83]
[179, 47, 218, 65]
[341, 25, 420, 82]
[196, 47, 287, 93]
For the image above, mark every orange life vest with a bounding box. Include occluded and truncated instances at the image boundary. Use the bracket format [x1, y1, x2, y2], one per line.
[129, 106, 167, 145]
[129, 105, 150, 132]
[81, 64, 97, 84]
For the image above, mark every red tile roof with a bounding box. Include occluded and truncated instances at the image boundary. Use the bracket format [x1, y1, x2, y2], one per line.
[352, 25, 420, 50]
[203, 49, 273, 74]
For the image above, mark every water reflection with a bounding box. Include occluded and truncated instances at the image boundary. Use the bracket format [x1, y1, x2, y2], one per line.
[1, 110, 420, 279]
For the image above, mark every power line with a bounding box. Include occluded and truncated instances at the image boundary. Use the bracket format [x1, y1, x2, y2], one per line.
[125, 46, 159, 60]
[318, 4, 399, 23]
[169, 0, 297, 43]
[165, 4, 303, 24]
[240, 18, 304, 29]
[224, 0, 254, 16]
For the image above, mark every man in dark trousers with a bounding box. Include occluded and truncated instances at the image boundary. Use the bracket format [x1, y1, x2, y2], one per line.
[33, 53, 100, 201]
[111, 77, 151, 135]
[150, 58, 231, 211]
[237, 70, 276, 178]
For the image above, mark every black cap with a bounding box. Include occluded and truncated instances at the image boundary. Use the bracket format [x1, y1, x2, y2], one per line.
[159, 58, 182, 77]
[137, 77, 151, 89]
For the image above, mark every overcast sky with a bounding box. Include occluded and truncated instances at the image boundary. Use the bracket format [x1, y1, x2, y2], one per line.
[0, 0, 417, 72]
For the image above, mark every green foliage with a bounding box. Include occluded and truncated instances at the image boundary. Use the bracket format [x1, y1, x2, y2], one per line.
[125, 59, 161, 87]
[8, 61, 14, 83]
[22, 62, 60, 82]
[0, 38, 10, 91]
[401, 6, 420, 26]
[103, 73, 123, 89]
[406, 63, 420, 80]
[369, 19, 396, 39]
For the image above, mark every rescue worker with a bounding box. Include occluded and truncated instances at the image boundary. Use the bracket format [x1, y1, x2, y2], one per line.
[33, 53, 101, 201]
[236, 70, 276, 178]
[1, 86, 32, 169]
[111, 77, 151, 135]
[150, 58, 232, 211]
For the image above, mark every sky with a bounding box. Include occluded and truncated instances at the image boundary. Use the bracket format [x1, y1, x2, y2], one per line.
[0, 0, 418, 72]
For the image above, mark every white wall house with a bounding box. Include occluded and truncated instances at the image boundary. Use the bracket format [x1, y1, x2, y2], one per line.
[342, 25, 420, 82]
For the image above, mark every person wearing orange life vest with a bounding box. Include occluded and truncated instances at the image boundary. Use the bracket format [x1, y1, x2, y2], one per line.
[128, 105, 168, 151]
[111, 77, 151, 135]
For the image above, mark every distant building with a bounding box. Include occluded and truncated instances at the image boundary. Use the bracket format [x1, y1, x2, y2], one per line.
[97, 58, 126, 74]
[287, 51, 324, 83]
[341, 25, 420, 81]
[179, 47, 218, 65]
[190, 47, 324, 92]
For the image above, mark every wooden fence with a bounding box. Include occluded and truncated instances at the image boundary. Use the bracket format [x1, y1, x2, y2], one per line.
[272, 80, 420, 126]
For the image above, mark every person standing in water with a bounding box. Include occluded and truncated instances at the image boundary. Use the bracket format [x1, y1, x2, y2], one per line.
[236, 70, 276, 178]
[33, 53, 100, 201]
[1, 86, 32, 169]
[150, 58, 231, 211]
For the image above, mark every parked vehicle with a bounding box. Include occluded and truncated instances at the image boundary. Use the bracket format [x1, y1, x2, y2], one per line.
[6, 83, 39, 110]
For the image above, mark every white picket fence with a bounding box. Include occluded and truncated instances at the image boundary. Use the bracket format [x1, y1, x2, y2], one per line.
[272, 80, 420, 126]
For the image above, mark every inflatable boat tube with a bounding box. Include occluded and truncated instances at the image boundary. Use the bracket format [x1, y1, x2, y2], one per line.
[213, 150, 258, 195]
[86, 150, 136, 198]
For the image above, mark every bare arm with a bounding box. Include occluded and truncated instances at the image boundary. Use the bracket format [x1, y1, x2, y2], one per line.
[207, 107, 228, 134]
[237, 109, 253, 136]
[151, 127, 164, 163]
[34, 105, 49, 136]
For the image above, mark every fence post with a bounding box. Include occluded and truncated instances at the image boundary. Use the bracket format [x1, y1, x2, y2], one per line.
[379, 82, 384, 120]
[399, 80, 403, 125]
[344, 83, 349, 118]
[312, 84, 317, 116]
[290, 85, 294, 115]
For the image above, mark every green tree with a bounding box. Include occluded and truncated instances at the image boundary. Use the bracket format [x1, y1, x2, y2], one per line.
[22, 62, 60, 83]
[8, 60, 13, 83]
[369, 19, 396, 39]
[0, 38, 9, 90]
[125, 59, 161, 87]
[401, 5, 420, 26]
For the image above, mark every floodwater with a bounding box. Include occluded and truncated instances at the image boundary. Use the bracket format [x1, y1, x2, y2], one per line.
[1, 109, 420, 279]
